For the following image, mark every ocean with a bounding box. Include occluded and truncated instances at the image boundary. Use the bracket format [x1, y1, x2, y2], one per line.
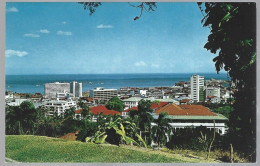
[5, 73, 228, 94]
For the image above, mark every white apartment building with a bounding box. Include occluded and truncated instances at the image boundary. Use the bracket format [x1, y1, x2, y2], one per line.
[6, 99, 28, 106]
[45, 81, 82, 99]
[139, 90, 148, 97]
[43, 99, 76, 116]
[190, 75, 205, 102]
[90, 87, 118, 102]
[123, 97, 179, 108]
[206, 86, 220, 98]
[123, 97, 142, 108]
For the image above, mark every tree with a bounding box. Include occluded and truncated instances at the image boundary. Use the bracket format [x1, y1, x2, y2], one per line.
[78, 100, 91, 119]
[137, 99, 154, 143]
[85, 116, 146, 147]
[6, 101, 37, 135]
[105, 96, 125, 112]
[199, 87, 205, 102]
[79, 2, 156, 20]
[198, 2, 256, 160]
[64, 107, 76, 119]
[151, 112, 172, 149]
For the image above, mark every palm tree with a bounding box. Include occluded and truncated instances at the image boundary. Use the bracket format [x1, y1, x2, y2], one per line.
[78, 100, 91, 120]
[137, 99, 154, 142]
[151, 112, 172, 149]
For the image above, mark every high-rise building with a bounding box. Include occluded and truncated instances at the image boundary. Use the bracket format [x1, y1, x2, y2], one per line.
[45, 81, 82, 99]
[190, 75, 205, 102]
[90, 87, 118, 102]
[70, 81, 82, 98]
[44, 82, 70, 99]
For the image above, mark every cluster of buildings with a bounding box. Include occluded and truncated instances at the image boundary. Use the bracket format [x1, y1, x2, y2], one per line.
[5, 75, 234, 136]
[74, 100, 228, 135]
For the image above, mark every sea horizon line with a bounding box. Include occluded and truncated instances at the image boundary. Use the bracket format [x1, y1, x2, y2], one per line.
[6, 72, 227, 76]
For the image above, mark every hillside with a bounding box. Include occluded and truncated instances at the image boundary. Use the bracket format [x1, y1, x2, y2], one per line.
[5, 135, 219, 163]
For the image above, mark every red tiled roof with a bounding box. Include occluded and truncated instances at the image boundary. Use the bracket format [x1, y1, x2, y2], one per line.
[75, 109, 83, 114]
[75, 105, 121, 115]
[91, 105, 121, 115]
[87, 98, 93, 101]
[207, 96, 216, 99]
[124, 102, 168, 112]
[124, 107, 138, 112]
[151, 102, 168, 110]
[155, 103, 216, 116]
[180, 99, 191, 103]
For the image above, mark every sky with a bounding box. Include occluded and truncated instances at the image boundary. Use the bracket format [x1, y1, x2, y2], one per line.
[5, 2, 224, 75]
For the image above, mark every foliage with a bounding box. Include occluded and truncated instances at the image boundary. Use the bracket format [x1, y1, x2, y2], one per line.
[79, 2, 156, 20]
[78, 2, 102, 15]
[137, 99, 154, 132]
[166, 127, 222, 151]
[76, 119, 98, 142]
[211, 105, 233, 118]
[105, 96, 125, 112]
[198, 2, 256, 160]
[6, 101, 38, 135]
[152, 100, 160, 105]
[78, 100, 91, 119]
[199, 87, 205, 102]
[151, 112, 172, 148]
[6, 135, 184, 162]
[35, 113, 63, 137]
[86, 115, 147, 147]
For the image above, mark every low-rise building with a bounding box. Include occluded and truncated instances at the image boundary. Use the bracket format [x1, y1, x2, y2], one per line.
[154, 103, 228, 135]
[43, 99, 76, 116]
[123, 97, 142, 108]
[6, 99, 28, 106]
[90, 87, 118, 102]
[75, 105, 121, 120]
[206, 86, 220, 98]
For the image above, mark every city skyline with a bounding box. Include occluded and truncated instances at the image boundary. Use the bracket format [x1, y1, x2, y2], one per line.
[6, 2, 226, 75]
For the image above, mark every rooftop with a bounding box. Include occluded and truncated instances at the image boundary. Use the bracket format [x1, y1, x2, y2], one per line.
[155, 103, 218, 116]
[76, 105, 121, 116]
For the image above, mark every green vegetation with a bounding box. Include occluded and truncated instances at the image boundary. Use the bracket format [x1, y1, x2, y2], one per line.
[151, 112, 172, 148]
[198, 2, 256, 160]
[6, 101, 38, 135]
[6, 135, 184, 163]
[105, 96, 125, 112]
[199, 87, 205, 102]
[212, 106, 233, 119]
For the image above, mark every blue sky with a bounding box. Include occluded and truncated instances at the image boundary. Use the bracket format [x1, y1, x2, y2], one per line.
[5, 2, 224, 75]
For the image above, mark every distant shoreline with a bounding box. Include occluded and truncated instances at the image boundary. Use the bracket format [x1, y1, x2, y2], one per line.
[5, 72, 227, 76]
[6, 73, 229, 94]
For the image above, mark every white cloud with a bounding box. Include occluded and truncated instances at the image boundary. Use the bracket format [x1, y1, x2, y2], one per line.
[57, 30, 72, 36]
[151, 64, 160, 68]
[5, 50, 28, 58]
[40, 29, 50, 33]
[96, 24, 113, 29]
[6, 7, 18, 12]
[62, 21, 67, 24]
[135, 61, 147, 67]
[24, 33, 40, 38]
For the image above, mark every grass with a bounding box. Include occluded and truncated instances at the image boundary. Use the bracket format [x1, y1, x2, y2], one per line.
[6, 135, 188, 163]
